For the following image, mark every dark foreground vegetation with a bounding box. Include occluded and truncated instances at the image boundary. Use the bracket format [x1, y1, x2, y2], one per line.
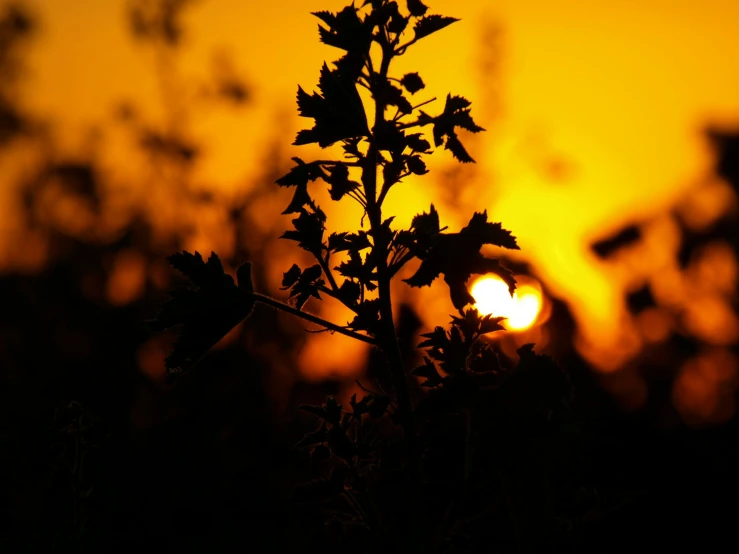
[0, 1, 737, 553]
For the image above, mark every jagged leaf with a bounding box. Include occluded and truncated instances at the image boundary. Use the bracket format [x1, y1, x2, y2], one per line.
[406, 155, 427, 175]
[347, 298, 381, 334]
[323, 163, 360, 201]
[400, 72, 425, 93]
[411, 356, 444, 387]
[406, 0, 428, 17]
[406, 133, 431, 152]
[413, 14, 459, 40]
[281, 263, 302, 289]
[338, 279, 361, 306]
[479, 314, 507, 335]
[286, 264, 324, 310]
[328, 231, 371, 252]
[280, 207, 327, 256]
[294, 63, 369, 147]
[151, 252, 254, 380]
[313, 6, 372, 54]
[430, 94, 485, 163]
[276, 157, 326, 214]
[404, 211, 519, 310]
[461, 210, 519, 250]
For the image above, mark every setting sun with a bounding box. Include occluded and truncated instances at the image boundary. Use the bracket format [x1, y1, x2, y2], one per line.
[470, 276, 542, 330]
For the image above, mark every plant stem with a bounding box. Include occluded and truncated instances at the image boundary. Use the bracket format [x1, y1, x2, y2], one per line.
[316, 252, 340, 292]
[253, 293, 376, 346]
[364, 39, 415, 441]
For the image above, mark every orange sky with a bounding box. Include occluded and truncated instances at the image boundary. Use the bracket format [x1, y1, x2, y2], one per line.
[13, 0, 739, 369]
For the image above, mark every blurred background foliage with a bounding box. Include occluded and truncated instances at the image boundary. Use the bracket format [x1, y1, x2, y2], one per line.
[0, 0, 738, 551]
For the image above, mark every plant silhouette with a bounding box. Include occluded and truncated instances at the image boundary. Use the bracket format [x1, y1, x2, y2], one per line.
[151, 2, 575, 552]
[148, 1, 578, 552]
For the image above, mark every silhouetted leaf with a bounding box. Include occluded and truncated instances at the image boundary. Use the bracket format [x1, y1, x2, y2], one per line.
[280, 207, 327, 256]
[413, 14, 459, 40]
[374, 120, 407, 154]
[313, 6, 372, 54]
[388, 13, 409, 34]
[151, 251, 254, 380]
[328, 231, 371, 252]
[451, 308, 486, 341]
[406, 0, 428, 17]
[406, 133, 431, 152]
[342, 136, 363, 158]
[404, 211, 518, 310]
[479, 314, 507, 335]
[418, 323, 468, 374]
[347, 298, 381, 333]
[442, 132, 473, 163]
[324, 163, 360, 201]
[406, 155, 427, 175]
[338, 279, 361, 306]
[462, 210, 520, 250]
[286, 264, 324, 310]
[324, 396, 342, 424]
[407, 203, 440, 255]
[281, 263, 302, 289]
[400, 72, 425, 93]
[276, 157, 326, 214]
[351, 393, 391, 420]
[417, 326, 446, 349]
[167, 250, 230, 289]
[295, 63, 369, 147]
[336, 250, 376, 284]
[467, 344, 503, 377]
[411, 356, 443, 387]
[383, 159, 403, 186]
[375, 82, 413, 114]
[350, 393, 370, 417]
[430, 94, 485, 163]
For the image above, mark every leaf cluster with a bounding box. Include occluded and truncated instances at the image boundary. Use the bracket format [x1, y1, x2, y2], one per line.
[150, 2, 576, 548]
[411, 309, 572, 421]
[149, 251, 255, 381]
[292, 391, 392, 506]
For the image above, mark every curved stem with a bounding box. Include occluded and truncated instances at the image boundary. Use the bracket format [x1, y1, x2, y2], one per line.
[253, 293, 376, 346]
[316, 251, 340, 292]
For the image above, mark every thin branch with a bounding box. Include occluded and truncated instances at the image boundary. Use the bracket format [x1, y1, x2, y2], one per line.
[347, 190, 368, 208]
[315, 159, 362, 167]
[316, 251, 340, 292]
[397, 118, 432, 131]
[316, 283, 361, 315]
[356, 379, 395, 407]
[411, 96, 437, 111]
[253, 293, 376, 345]
[377, 171, 410, 207]
[342, 490, 372, 529]
[394, 37, 418, 56]
[388, 250, 415, 279]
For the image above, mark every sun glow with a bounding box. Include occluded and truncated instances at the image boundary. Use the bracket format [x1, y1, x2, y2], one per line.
[470, 276, 542, 330]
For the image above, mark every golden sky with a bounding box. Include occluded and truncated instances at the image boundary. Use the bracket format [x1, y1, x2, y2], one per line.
[15, 0, 739, 371]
